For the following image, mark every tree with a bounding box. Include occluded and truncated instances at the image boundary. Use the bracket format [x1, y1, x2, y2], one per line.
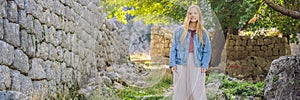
[264, 0, 300, 19]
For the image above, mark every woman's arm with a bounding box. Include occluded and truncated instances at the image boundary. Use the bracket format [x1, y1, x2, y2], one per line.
[169, 27, 181, 68]
[201, 31, 211, 69]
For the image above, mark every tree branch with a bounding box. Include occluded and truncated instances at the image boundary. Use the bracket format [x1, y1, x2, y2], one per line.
[264, 0, 300, 19]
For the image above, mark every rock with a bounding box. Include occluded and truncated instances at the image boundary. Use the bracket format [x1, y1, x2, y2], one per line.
[0, 65, 11, 91]
[264, 55, 300, 99]
[28, 58, 46, 80]
[13, 49, 29, 74]
[0, 41, 14, 65]
[0, 91, 29, 100]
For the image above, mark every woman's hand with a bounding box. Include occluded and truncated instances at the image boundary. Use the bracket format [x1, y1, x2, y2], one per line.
[171, 66, 177, 73]
[201, 68, 206, 73]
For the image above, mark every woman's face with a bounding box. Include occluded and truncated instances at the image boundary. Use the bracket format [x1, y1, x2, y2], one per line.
[189, 7, 199, 23]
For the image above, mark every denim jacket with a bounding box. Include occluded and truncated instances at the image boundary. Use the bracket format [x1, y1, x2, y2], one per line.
[169, 26, 211, 69]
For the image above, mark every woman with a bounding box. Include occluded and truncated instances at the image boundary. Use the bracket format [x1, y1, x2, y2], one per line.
[169, 5, 211, 100]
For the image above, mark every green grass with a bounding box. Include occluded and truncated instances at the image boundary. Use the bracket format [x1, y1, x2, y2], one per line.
[114, 72, 172, 99]
[219, 75, 265, 99]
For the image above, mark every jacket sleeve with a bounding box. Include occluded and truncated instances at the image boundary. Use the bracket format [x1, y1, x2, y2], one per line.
[169, 28, 180, 68]
[201, 31, 211, 69]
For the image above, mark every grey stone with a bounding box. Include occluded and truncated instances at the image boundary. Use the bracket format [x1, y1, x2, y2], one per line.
[28, 58, 46, 80]
[52, 61, 61, 84]
[3, 19, 20, 47]
[264, 55, 300, 99]
[18, 10, 26, 29]
[7, 1, 18, 22]
[107, 72, 119, 82]
[76, 0, 89, 6]
[56, 46, 64, 61]
[20, 30, 36, 57]
[14, 0, 25, 9]
[33, 19, 44, 42]
[20, 75, 33, 97]
[48, 43, 57, 61]
[43, 10, 51, 26]
[72, 54, 80, 70]
[25, 15, 34, 33]
[10, 70, 21, 92]
[63, 49, 72, 67]
[45, 26, 55, 43]
[101, 76, 112, 86]
[25, 0, 36, 14]
[32, 80, 48, 99]
[47, 80, 57, 99]
[51, 13, 59, 28]
[61, 68, 73, 85]
[61, 33, 72, 50]
[0, 0, 7, 18]
[0, 41, 14, 65]
[13, 49, 29, 74]
[31, 3, 43, 20]
[53, 0, 63, 15]
[0, 65, 11, 91]
[0, 91, 29, 100]
[43, 60, 54, 81]
[0, 17, 3, 39]
[36, 42, 49, 60]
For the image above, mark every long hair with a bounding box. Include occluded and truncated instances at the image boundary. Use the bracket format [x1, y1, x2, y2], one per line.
[180, 5, 205, 46]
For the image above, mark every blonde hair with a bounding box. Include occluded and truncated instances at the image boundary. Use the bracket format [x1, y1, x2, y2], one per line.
[181, 5, 205, 46]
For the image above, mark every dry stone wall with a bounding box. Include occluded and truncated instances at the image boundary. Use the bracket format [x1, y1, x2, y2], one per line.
[0, 0, 129, 99]
[225, 34, 291, 81]
[150, 26, 173, 65]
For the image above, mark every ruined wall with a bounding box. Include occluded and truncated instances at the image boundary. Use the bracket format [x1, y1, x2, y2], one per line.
[0, 0, 129, 99]
[226, 34, 291, 61]
[150, 26, 173, 65]
[225, 34, 291, 82]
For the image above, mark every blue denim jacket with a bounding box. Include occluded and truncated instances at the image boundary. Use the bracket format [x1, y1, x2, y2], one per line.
[169, 26, 211, 69]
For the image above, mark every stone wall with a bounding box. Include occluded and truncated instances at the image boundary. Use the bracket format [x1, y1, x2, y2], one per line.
[291, 33, 300, 55]
[150, 26, 173, 65]
[0, 0, 129, 99]
[226, 34, 291, 61]
[225, 34, 291, 81]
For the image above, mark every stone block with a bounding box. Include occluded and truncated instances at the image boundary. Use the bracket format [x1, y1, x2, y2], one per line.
[32, 80, 48, 99]
[3, 19, 20, 47]
[36, 42, 49, 60]
[15, 0, 25, 9]
[10, 70, 21, 92]
[7, 1, 18, 22]
[20, 30, 36, 57]
[0, 0, 7, 18]
[19, 10, 26, 29]
[0, 41, 14, 65]
[43, 60, 54, 81]
[0, 17, 3, 39]
[28, 58, 46, 80]
[33, 19, 44, 42]
[25, 15, 34, 33]
[20, 75, 33, 97]
[257, 39, 264, 45]
[261, 46, 268, 51]
[48, 43, 57, 61]
[273, 49, 279, 56]
[13, 49, 29, 74]
[0, 65, 11, 91]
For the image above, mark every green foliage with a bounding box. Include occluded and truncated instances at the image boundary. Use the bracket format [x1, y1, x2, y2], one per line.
[101, 0, 202, 25]
[219, 76, 265, 99]
[247, 0, 300, 44]
[208, 0, 260, 30]
[114, 72, 172, 99]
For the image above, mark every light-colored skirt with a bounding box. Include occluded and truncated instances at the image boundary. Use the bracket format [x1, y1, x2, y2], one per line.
[173, 53, 207, 100]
